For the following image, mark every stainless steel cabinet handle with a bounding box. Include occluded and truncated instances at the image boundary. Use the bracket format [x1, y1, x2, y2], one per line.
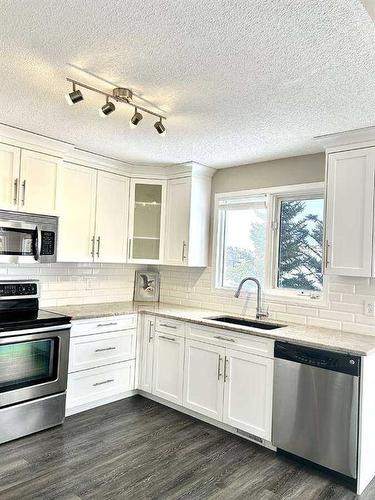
[91, 236, 95, 258]
[95, 347, 116, 352]
[160, 323, 177, 329]
[148, 320, 154, 342]
[224, 356, 229, 382]
[159, 335, 176, 342]
[21, 179, 26, 205]
[325, 239, 330, 268]
[96, 236, 101, 258]
[214, 335, 235, 342]
[97, 322, 117, 327]
[181, 240, 187, 262]
[93, 378, 114, 387]
[128, 238, 132, 259]
[217, 355, 223, 380]
[13, 178, 18, 204]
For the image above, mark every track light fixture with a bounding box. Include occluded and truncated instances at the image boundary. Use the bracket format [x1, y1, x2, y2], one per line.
[130, 108, 143, 128]
[65, 78, 167, 133]
[65, 82, 84, 105]
[154, 118, 166, 135]
[99, 97, 115, 117]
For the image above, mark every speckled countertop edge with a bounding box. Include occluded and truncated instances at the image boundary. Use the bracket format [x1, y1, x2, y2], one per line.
[45, 301, 375, 356]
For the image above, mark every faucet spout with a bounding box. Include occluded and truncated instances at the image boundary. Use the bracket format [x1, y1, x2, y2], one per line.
[234, 277, 268, 320]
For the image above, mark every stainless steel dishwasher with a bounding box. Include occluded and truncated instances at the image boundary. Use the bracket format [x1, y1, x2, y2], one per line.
[273, 341, 360, 479]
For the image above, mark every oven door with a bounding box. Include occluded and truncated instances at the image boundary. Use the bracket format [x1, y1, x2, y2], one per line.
[0, 326, 70, 408]
[0, 219, 38, 264]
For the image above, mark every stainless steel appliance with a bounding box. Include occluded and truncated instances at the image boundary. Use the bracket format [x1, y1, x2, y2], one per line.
[0, 210, 58, 263]
[0, 280, 70, 443]
[273, 342, 360, 480]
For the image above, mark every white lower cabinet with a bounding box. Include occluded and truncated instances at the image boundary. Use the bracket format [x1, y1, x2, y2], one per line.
[139, 316, 274, 442]
[66, 315, 137, 415]
[183, 340, 225, 420]
[67, 360, 135, 410]
[222, 349, 273, 440]
[152, 331, 184, 405]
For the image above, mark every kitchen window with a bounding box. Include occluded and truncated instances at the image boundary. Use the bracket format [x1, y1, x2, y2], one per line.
[215, 184, 325, 299]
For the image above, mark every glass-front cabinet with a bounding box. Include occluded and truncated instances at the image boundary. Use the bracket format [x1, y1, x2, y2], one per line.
[128, 179, 166, 263]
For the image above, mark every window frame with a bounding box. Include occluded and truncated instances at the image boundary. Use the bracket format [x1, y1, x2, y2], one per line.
[214, 182, 326, 301]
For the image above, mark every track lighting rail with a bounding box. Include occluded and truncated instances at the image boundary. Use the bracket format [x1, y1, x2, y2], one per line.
[66, 78, 167, 120]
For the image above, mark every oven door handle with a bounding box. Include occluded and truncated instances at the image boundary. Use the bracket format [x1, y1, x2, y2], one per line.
[34, 226, 42, 261]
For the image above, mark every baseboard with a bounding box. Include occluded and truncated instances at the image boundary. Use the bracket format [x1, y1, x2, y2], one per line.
[138, 390, 276, 451]
[65, 390, 138, 416]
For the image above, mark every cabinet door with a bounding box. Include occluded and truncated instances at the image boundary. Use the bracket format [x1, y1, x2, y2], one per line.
[95, 171, 129, 263]
[325, 149, 375, 276]
[223, 349, 273, 440]
[183, 339, 225, 421]
[0, 143, 20, 210]
[138, 315, 155, 392]
[57, 163, 97, 262]
[164, 177, 191, 266]
[20, 150, 60, 214]
[152, 332, 184, 404]
[128, 179, 166, 264]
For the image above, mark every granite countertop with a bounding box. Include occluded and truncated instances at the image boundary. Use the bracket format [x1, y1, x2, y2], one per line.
[46, 301, 375, 356]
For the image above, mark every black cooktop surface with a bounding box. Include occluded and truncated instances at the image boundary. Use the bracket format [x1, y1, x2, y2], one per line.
[0, 307, 71, 332]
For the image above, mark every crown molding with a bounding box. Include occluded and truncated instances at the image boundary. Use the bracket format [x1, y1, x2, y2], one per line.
[314, 126, 375, 152]
[0, 122, 216, 179]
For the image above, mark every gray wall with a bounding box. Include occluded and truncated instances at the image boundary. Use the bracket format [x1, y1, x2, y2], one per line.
[212, 153, 325, 194]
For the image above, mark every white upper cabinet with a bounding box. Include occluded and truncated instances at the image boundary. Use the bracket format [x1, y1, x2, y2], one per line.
[222, 349, 273, 440]
[0, 143, 20, 210]
[164, 175, 211, 267]
[128, 179, 166, 264]
[325, 148, 375, 276]
[20, 150, 60, 215]
[95, 171, 129, 263]
[0, 144, 59, 215]
[57, 162, 97, 262]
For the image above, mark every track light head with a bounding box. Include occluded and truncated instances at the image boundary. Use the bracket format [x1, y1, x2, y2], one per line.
[130, 108, 143, 129]
[154, 118, 166, 135]
[65, 83, 83, 105]
[99, 98, 115, 117]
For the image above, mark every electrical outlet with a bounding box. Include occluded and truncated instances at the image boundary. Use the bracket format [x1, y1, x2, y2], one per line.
[365, 300, 375, 317]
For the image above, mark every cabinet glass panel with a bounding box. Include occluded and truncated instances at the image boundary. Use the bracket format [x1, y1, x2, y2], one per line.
[132, 183, 162, 260]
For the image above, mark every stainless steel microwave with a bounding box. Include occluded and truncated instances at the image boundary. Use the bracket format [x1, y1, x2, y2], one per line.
[0, 210, 58, 263]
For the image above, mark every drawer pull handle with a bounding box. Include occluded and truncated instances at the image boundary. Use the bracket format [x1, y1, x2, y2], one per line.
[93, 379, 114, 387]
[95, 347, 116, 352]
[159, 323, 177, 329]
[97, 322, 118, 328]
[214, 335, 235, 342]
[159, 335, 176, 342]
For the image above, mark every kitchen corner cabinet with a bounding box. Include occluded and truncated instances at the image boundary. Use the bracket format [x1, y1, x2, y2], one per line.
[138, 314, 156, 393]
[164, 175, 211, 266]
[57, 164, 129, 263]
[128, 179, 166, 264]
[325, 147, 375, 276]
[0, 144, 60, 215]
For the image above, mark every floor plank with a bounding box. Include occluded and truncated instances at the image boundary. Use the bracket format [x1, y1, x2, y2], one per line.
[0, 395, 373, 499]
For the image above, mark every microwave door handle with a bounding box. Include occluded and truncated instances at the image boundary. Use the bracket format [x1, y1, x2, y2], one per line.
[34, 226, 42, 261]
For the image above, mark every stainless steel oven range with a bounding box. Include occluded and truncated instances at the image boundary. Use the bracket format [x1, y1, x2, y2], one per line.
[0, 280, 70, 443]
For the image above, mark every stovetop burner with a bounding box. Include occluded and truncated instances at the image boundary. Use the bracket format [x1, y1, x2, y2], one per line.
[0, 280, 70, 332]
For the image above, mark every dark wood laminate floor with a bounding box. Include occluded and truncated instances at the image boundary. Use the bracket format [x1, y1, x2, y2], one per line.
[0, 396, 374, 500]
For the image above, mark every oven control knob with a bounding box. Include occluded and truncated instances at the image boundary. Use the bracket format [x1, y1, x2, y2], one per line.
[349, 360, 355, 365]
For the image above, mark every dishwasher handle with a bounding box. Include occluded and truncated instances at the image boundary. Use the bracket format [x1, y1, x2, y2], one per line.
[274, 341, 360, 376]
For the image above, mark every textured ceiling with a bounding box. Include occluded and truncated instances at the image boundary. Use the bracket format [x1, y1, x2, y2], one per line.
[0, 0, 374, 168]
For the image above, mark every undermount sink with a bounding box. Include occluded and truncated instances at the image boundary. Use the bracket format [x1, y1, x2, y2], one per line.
[206, 315, 283, 330]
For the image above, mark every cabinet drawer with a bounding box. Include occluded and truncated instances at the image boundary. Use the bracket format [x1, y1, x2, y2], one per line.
[187, 324, 274, 358]
[69, 329, 136, 373]
[71, 314, 137, 337]
[66, 360, 135, 409]
[155, 316, 185, 338]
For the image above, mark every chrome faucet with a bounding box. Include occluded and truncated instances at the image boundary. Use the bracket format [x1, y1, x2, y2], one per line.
[234, 277, 269, 320]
